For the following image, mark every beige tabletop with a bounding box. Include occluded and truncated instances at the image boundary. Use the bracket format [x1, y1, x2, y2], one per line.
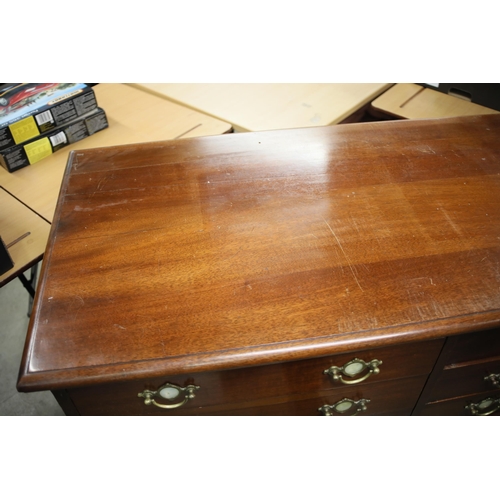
[0, 83, 232, 223]
[0, 188, 51, 286]
[130, 83, 393, 132]
[371, 83, 499, 120]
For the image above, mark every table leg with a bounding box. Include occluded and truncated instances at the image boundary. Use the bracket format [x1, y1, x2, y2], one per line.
[17, 261, 39, 316]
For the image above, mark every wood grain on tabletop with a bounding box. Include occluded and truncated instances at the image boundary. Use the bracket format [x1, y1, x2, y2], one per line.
[18, 114, 500, 390]
[371, 83, 499, 119]
[0, 83, 232, 223]
[130, 83, 393, 131]
[0, 189, 51, 286]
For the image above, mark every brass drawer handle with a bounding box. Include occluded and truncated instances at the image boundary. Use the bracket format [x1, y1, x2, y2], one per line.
[465, 396, 500, 416]
[138, 382, 200, 409]
[484, 373, 500, 388]
[324, 358, 382, 385]
[319, 398, 370, 416]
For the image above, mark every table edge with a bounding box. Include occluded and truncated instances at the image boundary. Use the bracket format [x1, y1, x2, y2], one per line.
[17, 310, 500, 392]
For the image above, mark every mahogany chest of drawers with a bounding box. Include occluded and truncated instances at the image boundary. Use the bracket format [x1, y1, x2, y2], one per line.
[17, 114, 500, 416]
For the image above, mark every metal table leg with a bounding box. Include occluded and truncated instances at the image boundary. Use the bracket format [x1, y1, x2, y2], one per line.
[17, 261, 39, 317]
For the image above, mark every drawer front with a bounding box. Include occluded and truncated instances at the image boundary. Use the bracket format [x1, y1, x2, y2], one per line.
[426, 358, 500, 402]
[201, 375, 428, 416]
[67, 339, 443, 415]
[419, 390, 500, 416]
[443, 328, 500, 365]
[68, 372, 429, 416]
[212, 406, 412, 416]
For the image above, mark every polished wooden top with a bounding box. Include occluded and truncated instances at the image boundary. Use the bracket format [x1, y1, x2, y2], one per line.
[371, 83, 499, 119]
[0, 189, 51, 286]
[18, 114, 500, 391]
[130, 83, 393, 131]
[0, 83, 232, 223]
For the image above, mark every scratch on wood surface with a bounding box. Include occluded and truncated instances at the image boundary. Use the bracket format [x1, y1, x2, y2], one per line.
[72, 295, 85, 321]
[74, 295, 84, 305]
[291, 233, 319, 240]
[97, 177, 108, 191]
[323, 218, 363, 291]
[410, 277, 436, 287]
[406, 290, 425, 320]
[440, 208, 463, 237]
[89, 176, 109, 200]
